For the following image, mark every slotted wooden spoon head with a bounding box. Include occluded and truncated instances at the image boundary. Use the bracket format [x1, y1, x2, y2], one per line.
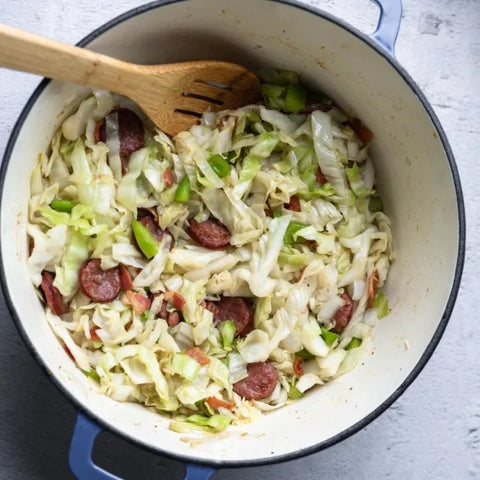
[124, 61, 261, 136]
[0, 25, 261, 137]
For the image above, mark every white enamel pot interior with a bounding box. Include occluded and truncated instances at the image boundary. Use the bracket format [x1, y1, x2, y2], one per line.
[0, 0, 464, 468]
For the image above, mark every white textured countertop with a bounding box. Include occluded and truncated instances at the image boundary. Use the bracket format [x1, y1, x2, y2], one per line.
[0, 1, 478, 479]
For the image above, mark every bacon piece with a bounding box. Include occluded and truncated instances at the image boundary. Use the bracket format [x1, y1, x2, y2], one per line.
[64, 345, 74, 361]
[40, 271, 65, 315]
[164, 291, 186, 310]
[185, 346, 210, 366]
[206, 396, 234, 410]
[316, 166, 327, 184]
[94, 120, 104, 143]
[89, 327, 101, 342]
[348, 118, 373, 144]
[163, 167, 174, 187]
[331, 292, 354, 333]
[125, 290, 151, 315]
[119, 264, 134, 291]
[367, 271, 379, 309]
[293, 356, 304, 376]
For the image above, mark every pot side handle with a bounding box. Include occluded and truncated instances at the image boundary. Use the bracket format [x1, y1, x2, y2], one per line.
[69, 413, 216, 480]
[370, 0, 403, 56]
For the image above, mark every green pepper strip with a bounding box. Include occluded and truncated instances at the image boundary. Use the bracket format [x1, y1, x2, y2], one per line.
[261, 83, 286, 100]
[373, 291, 390, 319]
[284, 221, 306, 245]
[321, 327, 340, 347]
[295, 348, 315, 360]
[208, 154, 231, 178]
[85, 369, 100, 381]
[345, 337, 362, 350]
[219, 320, 235, 350]
[174, 176, 191, 203]
[50, 198, 77, 213]
[369, 196, 384, 213]
[284, 84, 307, 113]
[288, 383, 304, 400]
[132, 220, 159, 259]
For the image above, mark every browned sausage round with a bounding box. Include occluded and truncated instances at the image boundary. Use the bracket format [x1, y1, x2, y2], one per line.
[117, 108, 145, 161]
[206, 296, 254, 337]
[99, 108, 145, 174]
[189, 218, 231, 250]
[331, 292, 354, 333]
[79, 259, 121, 303]
[233, 362, 277, 400]
[40, 271, 65, 315]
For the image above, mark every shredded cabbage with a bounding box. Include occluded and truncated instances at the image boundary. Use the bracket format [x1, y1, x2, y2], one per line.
[27, 77, 393, 434]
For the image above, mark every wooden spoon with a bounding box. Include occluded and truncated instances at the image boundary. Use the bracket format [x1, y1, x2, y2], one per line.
[0, 24, 260, 136]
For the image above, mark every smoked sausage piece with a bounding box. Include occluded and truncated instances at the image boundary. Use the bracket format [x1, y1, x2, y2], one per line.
[40, 271, 65, 315]
[117, 108, 145, 161]
[206, 296, 254, 337]
[233, 362, 277, 400]
[100, 108, 145, 161]
[189, 218, 231, 250]
[98, 108, 145, 175]
[79, 259, 121, 303]
[331, 292, 354, 333]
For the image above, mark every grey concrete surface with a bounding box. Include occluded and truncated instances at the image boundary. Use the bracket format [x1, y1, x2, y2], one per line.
[0, 1, 478, 479]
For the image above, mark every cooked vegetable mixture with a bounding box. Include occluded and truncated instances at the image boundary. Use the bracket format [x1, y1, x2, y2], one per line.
[27, 69, 393, 433]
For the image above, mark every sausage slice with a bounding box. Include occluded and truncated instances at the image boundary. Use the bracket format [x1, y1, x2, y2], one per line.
[100, 108, 144, 161]
[40, 271, 65, 315]
[79, 259, 121, 303]
[331, 292, 354, 333]
[206, 296, 254, 337]
[99, 108, 145, 174]
[233, 362, 278, 400]
[117, 108, 145, 161]
[189, 218, 231, 250]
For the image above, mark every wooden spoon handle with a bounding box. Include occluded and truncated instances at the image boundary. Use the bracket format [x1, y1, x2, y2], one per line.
[0, 24, 131, 92]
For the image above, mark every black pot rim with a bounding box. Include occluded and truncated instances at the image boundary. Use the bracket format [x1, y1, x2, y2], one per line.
[0, 0, 466, 470]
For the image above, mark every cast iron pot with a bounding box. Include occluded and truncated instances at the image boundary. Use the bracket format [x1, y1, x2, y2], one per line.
[0, 1, 465, 479]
